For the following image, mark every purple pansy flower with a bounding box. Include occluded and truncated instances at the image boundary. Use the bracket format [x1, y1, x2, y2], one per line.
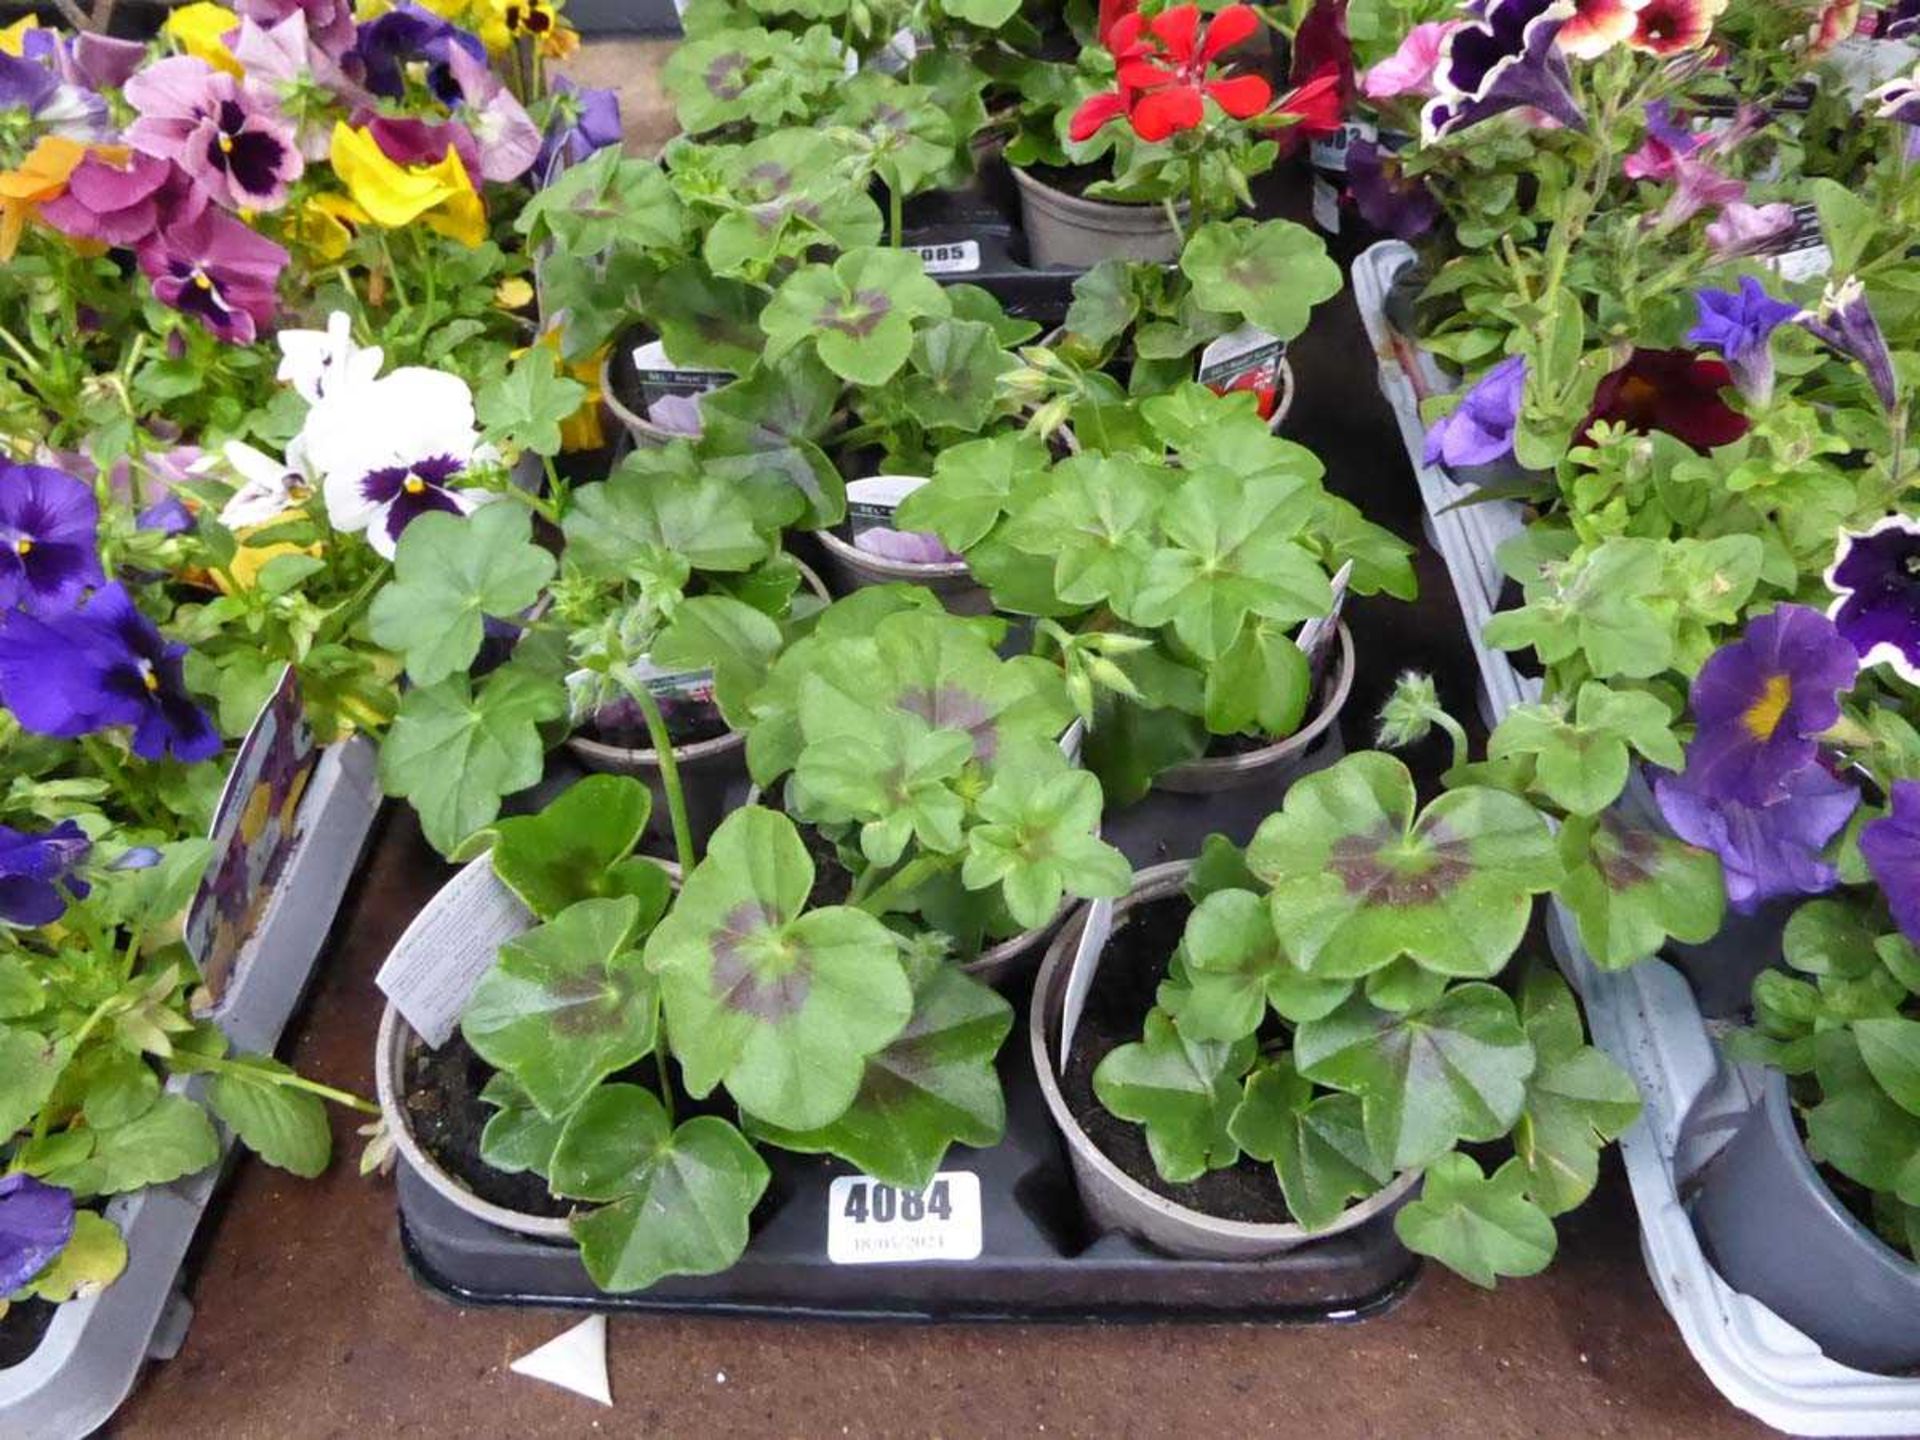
[0, 1175, 74, 1293]
[534, 75, 622, 182]
[348, 5, 487, 106]
[1862, 780, 1920, 946]
[1422, 0, 1585, 141]
[0, 49, 109, 140]
[1423, 354, 1527, 470]
[1678, 604, 1859, 808]
[1825, 515, 1920, 684]
[0, 581, 221, 762]
[1705, 200, 1796, 261]
[1347, 137, 1438, 240]
[0, 818, 90, 926]
[1656, 761, 1859, 913]
[234, 0, 358, 58]
[0, 464, 104, 613]
[124, 56, 304, 213]
[1799, 277, 1901, 416]
[19, 28, 146, 94]
[138, 495, 196, 537]
[39, 151, 206, 250]
[1687, 276, 1797, 405]
[137, 207, 288, 346]
[231, 14, 373, 160]
[442, 46, 539, 184]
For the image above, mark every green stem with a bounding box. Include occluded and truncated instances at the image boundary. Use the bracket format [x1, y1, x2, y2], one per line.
[193, 1053, 379, 1114]
[889, 180, 904, 250]
[615, 671, 697, 875]
[852, 853, 953, 916]
[654, 1023, 675, 1127]
[1434, 711, 1471, 774]
[81, 736, 168, 831]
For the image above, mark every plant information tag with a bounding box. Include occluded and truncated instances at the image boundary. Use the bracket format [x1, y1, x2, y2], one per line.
[1198, 324, 1287, 418]
[843, 473, 931, 542]
[629, 338, 733, 415]
[1296, 559, 1353, 671]
[1058, 896, 1115, 1070]
[1309, 120, 1374, 176]
[375, 858, 534, 1047]
[827, 1172, 982, 1264]
[910, 239, 982, 275]
[1759, 201, 1832, 284]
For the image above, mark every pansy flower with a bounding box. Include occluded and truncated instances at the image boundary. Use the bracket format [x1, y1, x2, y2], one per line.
[1423, 0, 1585, 141]
[1825, 516, 1920, 684]
[1627, 0, 1727, 55]
[0, 462, 104, 611]
[0, 135, 87, 260]
[443, 45, 539, 183]
[1424, 354, 1527, 469]
[1558, 0, 1647, 57]
[348, 4, 487, 105]
[1862, 780, 1920, 946]
[301, 366, 497, 557]
[235, 0, 357, 59]
[1675, 604, 1859, 807]
[1655, 760, 1858, 913]
[0, 581, 221, 762]
[0, 818, 90, 925]
[39, 150, 205, 250]
[277, 310, 384, 406]
[124, 55, 304, 211]
[1687, 276, 1796, 405]
[1799, 277, 1900, 416]
[231, 13, 370, 160]
[163, 2, 246, 76]
[1581, 348, 1748, 452]
[0, 49, 109, 140]
[1070, 4, 1274, 144]
[136, 206, 288, 345]
[329, 121, 486, 247]
[216, 438, 319, 529]
[0, 1175, 74, 1293]
[533, 75, 620, 182]
[1361, 21, 1456, 99]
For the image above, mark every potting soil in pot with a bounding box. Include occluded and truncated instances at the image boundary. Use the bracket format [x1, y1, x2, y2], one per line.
[0, 1300, 56, 1371]
[404, 1035, 573, 1221]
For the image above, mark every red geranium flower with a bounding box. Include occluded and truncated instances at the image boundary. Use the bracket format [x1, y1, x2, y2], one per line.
[1580, 348, 1750, 453]
[1266, 65, 1345, 136]
[1069, 3, 1274, 144]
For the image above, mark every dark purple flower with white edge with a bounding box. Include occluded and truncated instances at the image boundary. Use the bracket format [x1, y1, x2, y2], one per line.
[1825, 515, 1920, 685]
[1870, 68, 1920, 158]
[1422, 0, 1585, 142]
[0, 1175, 74, 1293]
[303, 366, 497, 559]
[1799, 277, 1901, 416]
[534, 75, 622, 182]
[1347, 137, 1438, 241]
[1423, 354, 1527, 470]
[137, 207, 288, 346]
[1656, 761, 1859, 914]
[1687, 277, 1797, 406]
[1706, 200, 1796, 261]
[1862, 780, 1920, 946]
[0, 464, 103, 613]
[348, 5, 487, 106]
[0, 582, 221, 762]
[1678, 604, 1859, 808]
[0, 818, 90, 926]
[124, 55, 304, 212]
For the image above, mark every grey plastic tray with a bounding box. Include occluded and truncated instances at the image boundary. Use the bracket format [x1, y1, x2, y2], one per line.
[1354, 239, 1920, 1437]
[0, 738, 384, 1440]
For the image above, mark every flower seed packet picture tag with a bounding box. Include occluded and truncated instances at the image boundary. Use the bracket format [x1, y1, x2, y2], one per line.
[842, 475, 961, 566]
[185, 663, 317, 1007]
[629, 338, 732, 434]
[567, 656, 725, 749]
[1197, 324, 1286, 420]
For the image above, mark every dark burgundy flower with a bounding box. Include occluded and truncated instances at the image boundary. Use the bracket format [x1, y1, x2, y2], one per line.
[365, 114, 481, 188]
[0, 463, 103, 612]
[1347, 136, 1437, 239]
[1580, 347, 1749, 452]
[137, 207, 288, 345]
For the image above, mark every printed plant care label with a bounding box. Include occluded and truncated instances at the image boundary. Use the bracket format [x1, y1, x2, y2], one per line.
[569, 656, 725, 747]
[1296, 559, 1354, 672]
[1759, 201, 1833, 284]
[910, 239, 983, 276]
[629, 339, 733, 413]
[375, 858, 535, 1047]
[1309, 120, 1375, 176]
[843, 474, 931, 540]
[827, 1173, 983, 1264]
[1199, 324, 1287, 420]
[1058, 896, 1115, 1070]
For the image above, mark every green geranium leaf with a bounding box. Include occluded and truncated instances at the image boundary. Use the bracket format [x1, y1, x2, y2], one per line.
[664, 29, 842, 134]
[1488, 682, 1681, 816]
[1138, 383, 1289, 471]
[651, 595, 787, 728]
[550, 1084, 769, 1292]
[1248, 752, 1561, 980]
[563, 463, 769, 584]
[207, 1055, 331, 1177]
[961, 748, 1133, 929]
[1294, 983, 1536, 1171]
[1186, 834, 1259, 902]
[831, 74, 958, 196]
[748, 950, 1012, 1189]
[1394, 1153, 1558, 1287]
[1165, 887, 1350, 1039]
[1512, 967, 1639, 1214]
[476, 348, 588, 457]
[697, 349, 846, 529]
[1558, 814, 1725, 971]
[795, 713, 972, 868]
[379, 663, 569, 856]
[644, 807, 912, 1130]
[697, 128, 882, 281]
[478, 1073, 568, 1176]
[896, 432, 1052, 552]
[1001, 452, 1164, 612]
[1179, 219, 1342, 339]
[1229, 1058, 1392, 1231]
[463, 896, 658, 1118]
[516, 146, 684, 256]
[898, 318, 1018, 434]
[1205, 618, 1311, 738]
[19, 1210, 125, 1302]
[1093, 1008, 1256, 1183]
[1310, 493, 1418, 600]
[761, 247, 951, 387]
[474, 775, 667, 922]
[1064, 258, 1142, 345]
[368, 506, 555, 687]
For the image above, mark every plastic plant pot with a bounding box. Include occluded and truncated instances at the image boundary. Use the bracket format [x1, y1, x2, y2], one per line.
[1030, 863, 1420, 1260]
[813, 475, 990, 614]
[1663, 899, 1796, 1020]
[1689, 1069, 1920, 1374]
[1011, 167, 1185, 269]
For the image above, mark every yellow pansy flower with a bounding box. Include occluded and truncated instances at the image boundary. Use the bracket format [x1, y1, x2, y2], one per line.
[163, 2, 245, 76]
[329, 122, 486, 248]
[0, 16, 41, 55]
[0, 136, 91, 261]
[290, 192, 372, 263]
[473, 0, 577, 57]
[494, 276, 534, 310]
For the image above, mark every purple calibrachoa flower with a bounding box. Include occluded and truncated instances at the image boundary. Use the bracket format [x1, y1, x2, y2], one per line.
[1422, 0, 1585, 141]
[1677, 604, 1859, 808]
[349, 5, 487, 106]
[1347, 137, 1438, 240]
[1657, 760, 1859, 913]
[0, 463, 104, 612]
[0, 818, 90, 925]
[0, 581, 221, 762]
[39, 151, 205, 250]
[137, 207, 288, 345]
[534, 75, 622, 181]
[1423, 354, 1527, 469]
[0, 1175, 74, 1293]
[1706, 200, 1796, 260]
[1687, 276, 1797, 405]
[1825, 515, 1920, 684]
[1622, 100, 1701, 183]
[124, 56, 304, 212]
[1800, 277, 1901, 416]
[1862, 780, 1920, 946]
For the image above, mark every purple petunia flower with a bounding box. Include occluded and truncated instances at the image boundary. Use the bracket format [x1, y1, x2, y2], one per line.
[1423, 354, 1527, 470]
[0, 1175, 74, 1293]
[1825, 515, 1920, 685]
[1687, 276, 1797, 405]
[0, 464, 104, 613]
[534, 75, 622, 182]
[1656, 761, 1859, 914]
[1678, 604, 1859, 809]
[136, 207, 288, 346]
[1347, 137, 1438, 241]
[124, 56, 304, 213]
[0, 581, 221, 762]
[1706, 200, 1796, 261]
[1800, 277, 1901, 416]
[348, 5, 487, 106]
[1422, 0, 1585, 141]
[1870, 68, 1920, 160]
[0, 818, 90, 926]
[1862, 780, 1920, 946]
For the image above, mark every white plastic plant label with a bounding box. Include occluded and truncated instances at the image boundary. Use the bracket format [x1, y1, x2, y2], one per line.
[375, 858, 534, 1047]
[568, 655, 725, 745]
[1311, 174, 1341, 235]
[827, 1172, 982, 1263]
[1199, 324, 1287, 419]
[910, 239, 982, 276]
[1309, 120, 1374, 176]
[841, 475, 960, 567]
[1295, 559, 1354, 667]
[1058, 896, 1115, 1070]
[1759, 201, 1833, 284]
[629, 338, 733, 416]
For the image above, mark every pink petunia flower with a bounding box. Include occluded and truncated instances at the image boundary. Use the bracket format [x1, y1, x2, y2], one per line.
[1360, 21, 1456, 100]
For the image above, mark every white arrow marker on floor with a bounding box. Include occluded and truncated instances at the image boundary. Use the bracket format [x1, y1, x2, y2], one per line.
[509, 1314, 612, 1407]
